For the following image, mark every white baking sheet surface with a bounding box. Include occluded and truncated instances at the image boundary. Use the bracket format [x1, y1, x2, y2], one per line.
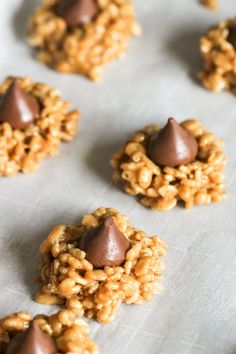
[0, 0, 236, 353]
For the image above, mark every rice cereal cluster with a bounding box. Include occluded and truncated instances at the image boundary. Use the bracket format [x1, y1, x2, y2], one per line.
[199, 18, 236, 93]
[35, 207, 166, 324]
[199, 0, 218, 11]
[111, 119, 226, 211]
[0, 310, 99, 354]
[28, 0, 141, 82]
[0, 77, 79, 176]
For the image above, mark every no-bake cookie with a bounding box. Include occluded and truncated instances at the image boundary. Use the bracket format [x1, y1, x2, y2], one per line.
[0, 76, 79, 176]
[0, 310, 98, 354]
[111, 118, 226, 211]
[199, 18, 236, 93]
[28, 0, 141, 81]
[35, 207, 166, 324]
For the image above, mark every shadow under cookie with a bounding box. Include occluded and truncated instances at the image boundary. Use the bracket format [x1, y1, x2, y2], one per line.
[12, 0, 39, 41]
[85, 137, 127, 186]
[165, 27, 204, 86]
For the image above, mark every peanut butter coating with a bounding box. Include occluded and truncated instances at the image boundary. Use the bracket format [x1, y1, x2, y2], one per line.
[6, 321, 57, 354]
[79, 216, 130, 268]
[148, 118, 198, 167]
[0, 81, 39, 130]
[56, 0, 99, 27]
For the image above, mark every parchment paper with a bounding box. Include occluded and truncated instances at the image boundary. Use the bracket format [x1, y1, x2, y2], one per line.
[0, 0, 236, 353]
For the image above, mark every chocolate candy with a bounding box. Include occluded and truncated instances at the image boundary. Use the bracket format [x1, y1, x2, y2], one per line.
[228, 27, 236, 49]
[0, 81, 39, 130]
[6, 321, 57, 354]
[79, 216, 130, 268]
[148, 118, 198, 167]
[56, 0, 99, 27]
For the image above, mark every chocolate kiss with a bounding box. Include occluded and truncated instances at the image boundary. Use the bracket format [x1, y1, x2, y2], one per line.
[148, 118, 198, 167]
[6, 321, 57, 354]
[79, 216, 130, 268]
[56, 0, 99, 27]
[0, 81, 39, 130]
[228, 27, 236, 49]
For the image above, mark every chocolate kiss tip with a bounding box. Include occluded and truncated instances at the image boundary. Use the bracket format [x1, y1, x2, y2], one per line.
[79, 216, 130, 268]
[6, 321, 57, 354]
[103, 215, 115, 226]
[148, 118, 198, 168]
[168, 117, 177, 124]
[57, 0, 99, 27]
[0, 80, 39, 130]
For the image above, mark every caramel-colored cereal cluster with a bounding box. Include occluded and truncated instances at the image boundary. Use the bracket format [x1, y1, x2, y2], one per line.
[199, 18, 236, 93]
[28, 0, 141, 82]
[35, 207, 166, 324]
[111, 120, 226, 211]
[0, 310, 99, 354]
[0, 77, 79, 176]
[199, 0, 218, 11]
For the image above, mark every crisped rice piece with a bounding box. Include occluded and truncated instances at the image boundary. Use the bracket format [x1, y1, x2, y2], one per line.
[28, 0, 141, 82]
[0, 76, 79, 176]
[0, 310, 99, 354]
[200, 0, 218, 11]
[111, 119, 226, 211]
[199, 18, 236, 94]
[35, 207, 167, 324]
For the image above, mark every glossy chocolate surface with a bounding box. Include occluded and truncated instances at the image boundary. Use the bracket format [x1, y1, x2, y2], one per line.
[79, 216, 130, 268]
[148, 118, 198, 167]
[6, 321, 57, 354]
[56, 0, 99, 27]
[0, 81, 39, 130]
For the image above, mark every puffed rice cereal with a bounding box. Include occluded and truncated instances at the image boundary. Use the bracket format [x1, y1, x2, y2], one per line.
[198, 18, 236, 94]
[0, 310, 99, 354]
[28, 0, 141, 82]
[111, 119, 226, 211]
[0, 76, 79, 176]
[199, 0, 218, 11]
[35, 207, 167, 324]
